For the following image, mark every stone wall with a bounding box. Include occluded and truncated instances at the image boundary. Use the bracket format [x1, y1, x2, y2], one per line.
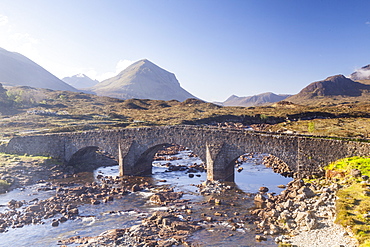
[3, 126, 370, 180]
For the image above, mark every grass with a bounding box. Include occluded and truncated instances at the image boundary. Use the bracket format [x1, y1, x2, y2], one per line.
[271, 118, 370, 139]
[326, 156, 370, 177]
[0, 179, 10, 192]
[0, 152, 51, 162]
[0, 152, 56, 191]
[324, 157, 370, 246]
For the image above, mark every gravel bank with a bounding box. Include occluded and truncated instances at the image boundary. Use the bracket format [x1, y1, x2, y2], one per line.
[283, 217, 358, 247]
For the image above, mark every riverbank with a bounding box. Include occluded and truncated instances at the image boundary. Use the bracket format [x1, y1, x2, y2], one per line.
[0, 153, 65, 193]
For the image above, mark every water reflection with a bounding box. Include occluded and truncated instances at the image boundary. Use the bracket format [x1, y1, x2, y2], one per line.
[235, 161, 292, 194]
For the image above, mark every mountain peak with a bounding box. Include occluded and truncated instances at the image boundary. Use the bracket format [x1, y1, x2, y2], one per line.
[324, 74, 347, 81]
[296, 74, 365, 97]
[91, 59, 195, 101]
[0, 47, 78, 92]
[62, 74, 99, 89]
[286, 74, 370, 104]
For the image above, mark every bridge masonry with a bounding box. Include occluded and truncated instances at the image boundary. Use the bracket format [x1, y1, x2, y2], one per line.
[1, 125, 370, 181]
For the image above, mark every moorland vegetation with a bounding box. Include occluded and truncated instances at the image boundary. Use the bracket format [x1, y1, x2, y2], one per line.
[1, 84, 370, 141]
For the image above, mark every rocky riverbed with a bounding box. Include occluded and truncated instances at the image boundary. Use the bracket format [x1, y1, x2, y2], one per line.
[0, 147, 361, 246]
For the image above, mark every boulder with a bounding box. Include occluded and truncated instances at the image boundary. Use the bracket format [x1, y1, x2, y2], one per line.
[259, 187, 269, 193]
[255, 235, 267, 241]
[351, 169, 362, 178]
[26, 205, 42, 213]
[297, 186, 316, 199]
[254, 194, 265, 202]
[131, 184, 141, 192]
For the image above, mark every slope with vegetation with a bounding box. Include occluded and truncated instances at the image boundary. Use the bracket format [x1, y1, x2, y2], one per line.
[311, 157, 370, 247]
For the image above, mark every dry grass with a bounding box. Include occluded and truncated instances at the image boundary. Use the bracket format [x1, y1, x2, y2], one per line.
[271, 118, 370, 138]
[1, 86, 370, 140]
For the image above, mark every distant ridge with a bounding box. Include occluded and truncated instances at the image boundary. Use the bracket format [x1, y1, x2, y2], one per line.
[62, 74, 99, 89]
[222, 92, 291, 107]
[90, 59, 196, 101]
[286, 74, 370, 104]
[0, 47, 78, 92]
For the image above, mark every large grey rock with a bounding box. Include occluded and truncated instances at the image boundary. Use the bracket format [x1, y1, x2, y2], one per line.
[298, 186, 316, 199]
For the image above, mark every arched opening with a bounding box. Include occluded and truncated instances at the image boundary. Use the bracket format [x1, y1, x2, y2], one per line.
[151, 144, 206, 196]
[233, 153, 293, 194]
[126, 143, 206, 177]
[67, 146, 118, 173]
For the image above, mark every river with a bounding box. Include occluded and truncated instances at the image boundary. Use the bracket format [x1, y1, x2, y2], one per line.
[0, 150, 292, 247]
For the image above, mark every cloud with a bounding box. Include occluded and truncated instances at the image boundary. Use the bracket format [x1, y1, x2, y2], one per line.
[95, 59, 135, 81]
[366, 21, 370, 26]
[0, 14, 40, 61]
[352, 67, 370, 80]
[63, 59, 135, 82]
[10, 32, 39, 45]
[0, 14, 8, 26]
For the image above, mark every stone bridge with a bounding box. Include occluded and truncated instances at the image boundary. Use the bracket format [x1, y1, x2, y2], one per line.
[1, 125, 370, 181]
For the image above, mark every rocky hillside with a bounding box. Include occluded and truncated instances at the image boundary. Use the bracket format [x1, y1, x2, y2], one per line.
[286, 75, 370, 105]
[62, 74, 99, 89]
[90, 59, 196, 101]
[223, 92, 291, 107]
[0, 47, 78, 92]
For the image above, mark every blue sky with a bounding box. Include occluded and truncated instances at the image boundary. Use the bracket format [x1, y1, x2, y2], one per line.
[0, 0, 370, 102]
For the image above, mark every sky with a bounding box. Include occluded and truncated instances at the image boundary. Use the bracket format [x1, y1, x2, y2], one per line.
[0, 0, 370, 102]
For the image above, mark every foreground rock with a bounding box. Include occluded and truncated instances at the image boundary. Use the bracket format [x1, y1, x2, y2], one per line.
[250, 179, 358, 247]
[60, 208, 202, 246]
[0, 174, 156, 233]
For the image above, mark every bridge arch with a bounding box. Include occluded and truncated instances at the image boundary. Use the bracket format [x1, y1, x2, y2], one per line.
[120, 140, 206, 177]
[205, 141, 298, 182]
[67, 146, 118, 173]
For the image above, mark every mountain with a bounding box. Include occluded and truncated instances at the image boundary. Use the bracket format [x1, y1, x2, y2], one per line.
[62, 74, 99, 89]
[0, 47, 78, 92]
[222, 92, 291, 107]
[350, 64, 370, 80]
[286, 74, 370, 104]
[90, 59, 196, 101]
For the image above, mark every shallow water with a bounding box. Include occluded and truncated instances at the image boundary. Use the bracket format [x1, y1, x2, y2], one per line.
[235, 162, 292, 194]
[0, 151, 292, 246]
